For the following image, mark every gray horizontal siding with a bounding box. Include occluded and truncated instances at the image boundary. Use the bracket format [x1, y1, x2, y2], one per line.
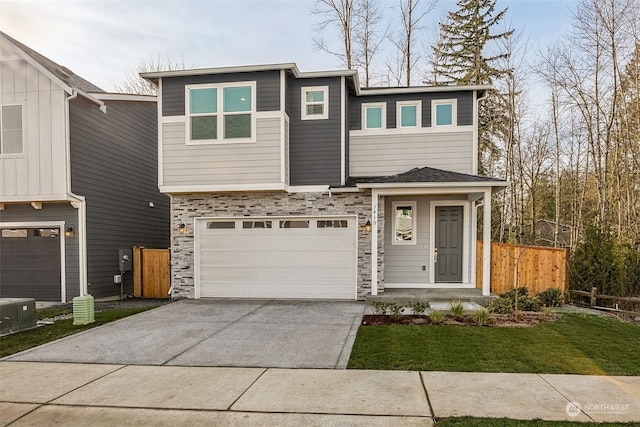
[162, 118, 281, 186]
[288, 77, 342, 186]
[162, 70, 281, 116]
[349, 130, 474, 176]
[0, 203, 79, 301]
[349, 91, 473, 130]
[70, 97, 170, 299]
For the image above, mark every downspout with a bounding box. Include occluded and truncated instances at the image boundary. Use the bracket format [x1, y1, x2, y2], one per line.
[65, 90, 88, 296]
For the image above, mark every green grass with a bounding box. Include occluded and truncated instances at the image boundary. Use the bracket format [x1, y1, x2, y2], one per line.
[436, 418, 638, 426]
[0, 307, 154, 358]
[348, 312, 640, 375]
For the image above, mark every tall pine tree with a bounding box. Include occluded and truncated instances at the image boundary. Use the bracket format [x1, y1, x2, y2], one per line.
[429, 0, 514, 175]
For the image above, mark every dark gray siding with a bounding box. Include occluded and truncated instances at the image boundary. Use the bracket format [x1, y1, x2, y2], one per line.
[288, 77, 342, 186]
[349, 90, 474, 130]
[0, 203, 79, 301]
[162, 70, 281, 116]
[70, 97, 170, 299]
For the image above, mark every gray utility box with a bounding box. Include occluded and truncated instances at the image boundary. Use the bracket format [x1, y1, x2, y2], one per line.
[0, 298, 36, 336]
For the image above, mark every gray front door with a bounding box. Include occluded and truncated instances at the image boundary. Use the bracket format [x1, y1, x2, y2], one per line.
[435, 206, 463, 283]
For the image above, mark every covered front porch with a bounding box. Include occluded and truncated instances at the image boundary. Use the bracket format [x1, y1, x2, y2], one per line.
[355, 167, 507, 297]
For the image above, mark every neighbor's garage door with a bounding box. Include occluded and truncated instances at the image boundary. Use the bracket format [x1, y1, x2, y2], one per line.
[198, 217, 357, 299]
[0, 228, 62, 301]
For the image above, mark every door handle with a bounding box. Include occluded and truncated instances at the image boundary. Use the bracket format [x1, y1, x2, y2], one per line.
[434, 248, 438, 263]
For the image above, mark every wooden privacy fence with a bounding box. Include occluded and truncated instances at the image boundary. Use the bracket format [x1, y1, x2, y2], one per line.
[476, 241, 568, 295]
[133, 247, 170, 298]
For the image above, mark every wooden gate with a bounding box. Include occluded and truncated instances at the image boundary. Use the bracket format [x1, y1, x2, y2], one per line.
[133, 247, 170, 298]
[476, 241, 568, 295]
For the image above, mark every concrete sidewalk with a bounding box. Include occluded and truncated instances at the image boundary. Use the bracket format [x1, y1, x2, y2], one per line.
[1, 362, 639, 426]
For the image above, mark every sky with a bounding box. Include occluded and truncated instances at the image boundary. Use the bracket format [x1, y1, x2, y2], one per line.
[0, 0, 578, 92]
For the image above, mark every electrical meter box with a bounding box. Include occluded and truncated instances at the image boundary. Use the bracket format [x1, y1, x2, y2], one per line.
[118, 248, 133, 272]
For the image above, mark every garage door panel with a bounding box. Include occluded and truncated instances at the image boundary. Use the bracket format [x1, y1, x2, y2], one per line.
[198, 216, 357, 299]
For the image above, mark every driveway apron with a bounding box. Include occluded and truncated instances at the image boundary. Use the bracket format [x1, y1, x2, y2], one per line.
[3, 300, 365, 369]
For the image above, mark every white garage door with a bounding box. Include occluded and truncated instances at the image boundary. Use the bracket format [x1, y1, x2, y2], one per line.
[197, 216, 357, 299]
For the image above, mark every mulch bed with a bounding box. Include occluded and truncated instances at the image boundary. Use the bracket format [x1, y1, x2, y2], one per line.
[362, 312, 557, 327]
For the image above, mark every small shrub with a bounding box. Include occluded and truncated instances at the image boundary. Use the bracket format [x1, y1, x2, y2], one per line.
[449, 300, 465, 319]
[371, 301, 392, 315]
[488, 287, 543, 313]
[429, 310, 445, 324]
[473, 307, 490, 326]
[537, 288, 563, 307]
[543, 307, 557, 318]
[389, 303, 405, 317]
[411, 301, 430, 315]
[487, 296, 513, 314]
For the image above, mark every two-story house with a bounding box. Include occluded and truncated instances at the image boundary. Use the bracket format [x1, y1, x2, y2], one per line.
[141, 63, 506, 301]
[0, 32, 170, 302]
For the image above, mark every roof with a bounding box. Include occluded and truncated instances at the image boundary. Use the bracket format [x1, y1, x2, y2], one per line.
[0, 31, 104, 93]
[140, 62, 491, 95]
[342, 166, 507, 188]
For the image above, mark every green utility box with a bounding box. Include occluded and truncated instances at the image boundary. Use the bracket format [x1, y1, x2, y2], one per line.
[73, 295, 95, 325]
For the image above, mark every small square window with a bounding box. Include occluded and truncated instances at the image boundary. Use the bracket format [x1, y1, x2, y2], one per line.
[207, 221, 236, 229]
[432, 99, 457, 127]
[397, 101, 421, 128]
[393, 201, 416, 244]
[362, 103, 386, 129]
[279, 220, 310, 229]
[301, 86, 328, 120]
[243, 220, 273, 229]
[317, 220, 348, 228]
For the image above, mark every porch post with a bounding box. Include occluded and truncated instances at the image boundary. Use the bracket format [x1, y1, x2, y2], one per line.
[482, 189, 491, 296]
[371, 190, 378, 296]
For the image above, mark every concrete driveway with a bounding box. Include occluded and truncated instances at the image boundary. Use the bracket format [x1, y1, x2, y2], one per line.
[4, 299, 365, 369]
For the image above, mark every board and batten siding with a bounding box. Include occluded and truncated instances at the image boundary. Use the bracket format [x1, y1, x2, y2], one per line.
[288, 76, 342, 186]
[162, 118, 282, 186]
[349, 130, 474, 176]
[162, 70, 281, 116]
[0, 42, 67, 200]
[70, 97, 170, 299]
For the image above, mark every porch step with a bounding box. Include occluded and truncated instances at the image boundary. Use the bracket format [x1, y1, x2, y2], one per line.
[366, 288, 495, 308]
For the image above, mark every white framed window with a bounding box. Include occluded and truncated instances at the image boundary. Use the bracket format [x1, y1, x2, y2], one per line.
[301, 86, 328, 120]
[397, 100, 421, 128]
[362, 102, 386, 130]
[186, 82, 255, 143]
[1, 104, 24, 155]
[392, 201, 417, 245]
[432, 99, 457, 127]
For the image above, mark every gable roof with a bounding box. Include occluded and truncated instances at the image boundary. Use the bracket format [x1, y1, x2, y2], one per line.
[0, 31, 104, 94]
[342, 166, 507, 188]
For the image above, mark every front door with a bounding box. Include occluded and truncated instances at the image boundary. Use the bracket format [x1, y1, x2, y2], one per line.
[435, 206, 463, 283]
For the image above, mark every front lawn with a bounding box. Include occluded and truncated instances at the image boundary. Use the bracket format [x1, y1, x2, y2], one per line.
[348, 311, 640, 375]
[0, 307, 156, 358]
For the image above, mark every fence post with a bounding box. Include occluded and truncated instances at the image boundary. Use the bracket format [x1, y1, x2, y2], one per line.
[590, 287, 597, 307]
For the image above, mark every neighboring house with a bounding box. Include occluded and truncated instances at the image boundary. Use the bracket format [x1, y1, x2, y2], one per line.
[0, 32, 170, 302]
[141, 63, 507, 301]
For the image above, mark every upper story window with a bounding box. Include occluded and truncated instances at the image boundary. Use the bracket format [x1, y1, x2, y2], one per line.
[432, 99, 457, 127]
[187, 82, 255, 143]
[301, 86, 328, 120]
[362, 102, 386, 130]
[397, 100, 421, 128]
[1, 104, 24, 155]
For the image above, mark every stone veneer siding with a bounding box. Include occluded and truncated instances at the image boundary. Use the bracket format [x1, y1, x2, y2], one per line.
[170, 191, 384, 300]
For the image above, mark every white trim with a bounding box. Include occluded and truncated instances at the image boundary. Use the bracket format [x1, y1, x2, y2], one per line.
[287, 185, 330, 193]
[160, 115, 186, 123]
[432, 98, 458, 127]
[482, 189, 491, 296]
[0, 102, 26, 156]
[429, 201, 470, 284]
[396, 100, 422, 129]
[193, 217, 201, 299]
[89, 93, 157, 102]
[300, 86, 329, 120]
[185, 81, 257, 144]
[161, 182, 287, 194]
[362, 102, 386, 130]
[357, 183, 507, 191]
[472, 90, 478, 174]
[340, 76, 346, 185]
[0, 221, 67, 302]
[391, 201, 417, 245]
[158, 79, 164, 187]
[385, 282, 475, 289]
[350, 125, 473, 137]
[359, 84, 491, 95]
[280, 70, 286, 184]
[371, 190, 379, 296]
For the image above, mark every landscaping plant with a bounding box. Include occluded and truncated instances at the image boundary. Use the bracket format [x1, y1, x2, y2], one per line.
[429, 310, 445, 324]
[449, 300, 465, 319]
[411, 301, 430, 315]
[472, 307, 490, 326]
[537, 287, 563, 307]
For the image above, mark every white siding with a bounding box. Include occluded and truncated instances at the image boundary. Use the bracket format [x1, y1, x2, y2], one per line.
[162, 117, 282, 186]
[349, 130, 474, 176]
[0, 43, 67, 200]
